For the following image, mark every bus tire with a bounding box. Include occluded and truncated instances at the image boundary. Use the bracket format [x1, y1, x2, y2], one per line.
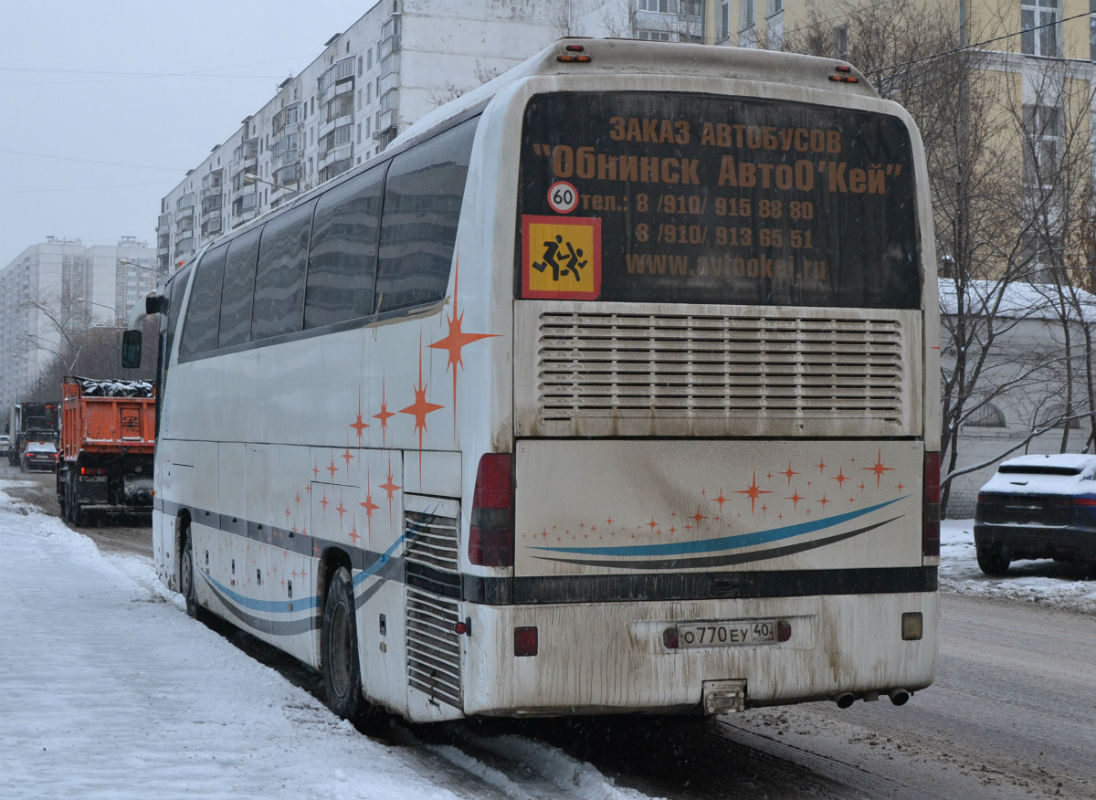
[321, 566, 366, 721]
[180, 532, 201, 619]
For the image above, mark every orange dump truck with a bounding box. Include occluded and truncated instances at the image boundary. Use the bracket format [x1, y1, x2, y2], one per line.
[56, 377, 155, 526]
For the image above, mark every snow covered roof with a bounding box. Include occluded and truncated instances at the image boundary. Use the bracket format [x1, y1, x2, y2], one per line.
[938, 279, 1096, 322]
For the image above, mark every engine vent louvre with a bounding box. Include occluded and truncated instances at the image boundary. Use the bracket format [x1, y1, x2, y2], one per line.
[534, 310, 907, 427]
[403, 503, 462, 710]
[405, 587, 462, 709]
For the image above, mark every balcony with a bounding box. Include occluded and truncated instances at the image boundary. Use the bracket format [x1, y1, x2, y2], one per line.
[176, 192, 196, 218]
[317, 56, 355, 100]
[201, 216, 223, 237]
[318, 141, 352, 172]
[201, 192, 223, 214]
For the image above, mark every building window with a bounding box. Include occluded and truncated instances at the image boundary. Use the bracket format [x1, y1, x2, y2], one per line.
[639, 0, 674, 11]
[719, 0, 730, 41]
[1022, 103, 1062, 189]
[638, 29, 673, 41]
[740, 0, 755, 28]
[965, 402, 1006, 428]
[1090, 1, 1096, 60]
[1022, 0, 1060, 57]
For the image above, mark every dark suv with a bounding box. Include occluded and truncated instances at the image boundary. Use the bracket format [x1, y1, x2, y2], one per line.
[974, 454, 1096, 576]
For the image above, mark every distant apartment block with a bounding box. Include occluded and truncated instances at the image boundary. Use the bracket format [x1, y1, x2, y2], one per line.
[0, 237, 156, 413]
[156, 0, 712, 273]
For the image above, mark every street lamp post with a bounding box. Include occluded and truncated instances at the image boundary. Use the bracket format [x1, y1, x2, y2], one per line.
[75, 297, 120, 326]
[243, 171, 301, 197]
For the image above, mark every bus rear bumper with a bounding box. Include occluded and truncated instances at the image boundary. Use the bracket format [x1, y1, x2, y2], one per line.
[456, 591, 937, 717]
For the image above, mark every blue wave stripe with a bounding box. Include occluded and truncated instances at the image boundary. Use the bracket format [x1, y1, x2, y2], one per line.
[352, 532, 407, 589]
[198, 531, 409, 615]
[529, 496, 907, 557]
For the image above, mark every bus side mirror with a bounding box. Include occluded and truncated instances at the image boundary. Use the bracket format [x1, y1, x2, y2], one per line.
[121, 330, 142, 369]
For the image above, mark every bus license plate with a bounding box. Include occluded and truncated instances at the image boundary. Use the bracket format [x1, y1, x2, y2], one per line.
[676, 619, 779, 648]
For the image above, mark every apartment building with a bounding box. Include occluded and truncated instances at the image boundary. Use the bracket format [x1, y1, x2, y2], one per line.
[0, 237, 156, 414]
[156, 0, 713, 273]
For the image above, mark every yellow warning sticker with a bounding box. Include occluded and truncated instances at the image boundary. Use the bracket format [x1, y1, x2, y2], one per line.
[521, 215, 602, 299]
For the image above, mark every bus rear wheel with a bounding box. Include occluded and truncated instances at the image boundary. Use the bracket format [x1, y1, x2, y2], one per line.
[321, 566, 366, 721]
[180, 533, 200, 619]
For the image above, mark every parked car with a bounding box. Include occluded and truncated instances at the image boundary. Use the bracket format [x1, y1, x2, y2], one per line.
[21, 441, 58, 472]
[0, 434, 9, 452]
[974, 453, 1096, 576]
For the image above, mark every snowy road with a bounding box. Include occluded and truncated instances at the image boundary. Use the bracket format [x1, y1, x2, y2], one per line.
[3, 465, 1096, 799]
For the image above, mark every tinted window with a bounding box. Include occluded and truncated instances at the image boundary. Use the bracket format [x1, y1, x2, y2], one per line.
[305, 166, 384, 328]
[516, 92, 920, 309]
[254, 199, 315, 340]
[376, 118, 476, 311]
[218, 227, 262, 347]
[179, 246, 227, 357]
[164, 262, 193, 367]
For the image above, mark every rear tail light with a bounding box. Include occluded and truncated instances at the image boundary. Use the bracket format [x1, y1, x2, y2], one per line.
[80, 466, 107, 476]
[1072, 496, 1096, 507]
[923, 452, 941, 558]
[469, 453, 514, 567]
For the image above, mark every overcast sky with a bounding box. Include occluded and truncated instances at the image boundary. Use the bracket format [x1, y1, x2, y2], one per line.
[0, 1, 377, 266]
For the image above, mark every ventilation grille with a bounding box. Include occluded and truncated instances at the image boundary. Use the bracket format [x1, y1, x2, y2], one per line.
[533, 310, 907, 428]
[404, 509, 460, 590]
[406, 587, 462, 709]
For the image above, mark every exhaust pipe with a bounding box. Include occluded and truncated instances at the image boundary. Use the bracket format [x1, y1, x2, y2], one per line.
[835, 693, 856, 709]
[889, 689, 910, 706]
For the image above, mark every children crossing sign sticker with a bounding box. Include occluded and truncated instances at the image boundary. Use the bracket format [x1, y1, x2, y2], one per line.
[521, 215, 602, 299]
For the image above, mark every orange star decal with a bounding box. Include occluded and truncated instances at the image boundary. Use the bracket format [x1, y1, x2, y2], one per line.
[736, 471, 772, 514]
[350, 389, 369, 442]
[400, 334, 444, 480]
[429, 258, 496, 427]
[374, 379, 395, 446]
[781, 462, 799, 485]
[864, 449, 894, 488]
[360, 468, 379, 535]
[380, 455, 401, 523]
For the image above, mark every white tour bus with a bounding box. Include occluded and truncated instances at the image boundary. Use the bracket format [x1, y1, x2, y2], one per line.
[125, 38, 940, 723]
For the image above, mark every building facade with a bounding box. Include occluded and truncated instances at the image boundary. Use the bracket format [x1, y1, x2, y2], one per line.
[156, 0, 715, 273]
[0, 237, 156, 416]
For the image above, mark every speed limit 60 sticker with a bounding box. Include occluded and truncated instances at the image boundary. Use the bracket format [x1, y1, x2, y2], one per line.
[547, 181, 579, 214]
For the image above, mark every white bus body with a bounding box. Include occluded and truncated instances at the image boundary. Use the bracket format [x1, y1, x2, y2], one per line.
[138, 39, 940, 723]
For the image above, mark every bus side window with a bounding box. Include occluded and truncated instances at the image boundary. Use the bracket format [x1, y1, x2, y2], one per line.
[179, 245, 227, 358]
[253, 199, 316, 340]
[305, 164, 384, 328]
[376, 117, 476, 312]
[218, 226, 263, 348]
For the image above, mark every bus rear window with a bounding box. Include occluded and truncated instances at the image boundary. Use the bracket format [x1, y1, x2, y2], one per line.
[516, 92, 920, 309]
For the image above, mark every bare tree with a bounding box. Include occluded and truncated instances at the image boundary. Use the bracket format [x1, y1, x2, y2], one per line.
[783, 1, 1096, 513]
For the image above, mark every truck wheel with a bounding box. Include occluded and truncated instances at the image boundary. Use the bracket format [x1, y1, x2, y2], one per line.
[67, 472, 86, 527]
[976, 542, 1010, 577]
[57, 472, 67, 518]
[321, 566, 367, 721]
